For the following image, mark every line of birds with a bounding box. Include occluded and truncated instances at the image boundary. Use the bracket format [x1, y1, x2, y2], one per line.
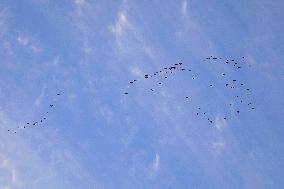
[123, 56, 256, 125]
[204, 56, 250, 69]
[124, 62, 189, 95]
[7, 56, 256, 133]
[7, 93, 61, 134]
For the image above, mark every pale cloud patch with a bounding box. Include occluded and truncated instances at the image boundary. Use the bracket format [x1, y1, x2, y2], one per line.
[211, 141, 226, 154]
[17, 34, 42, 53]
[44, 55, 62, 68]
[34, 87, 47, 107]
[109, 11, 129, 37]
[212, 141, 225, 148]
[109, 2, 162, 64]
[152, 153, 160, 172]
[74, 0, 86, 7]
[51, 55, 61, 66]
[214, 114, 228, 131]
[0, 8, 8, 38]
[30, 45, 41, 53]
[129, 67, 143, 78]
[17, 35, 29, 46]
[245, 54, 256, 68]
[181, 0, 188, 17]
[0, 155, 22, 188]
[72, 0, 98, 59]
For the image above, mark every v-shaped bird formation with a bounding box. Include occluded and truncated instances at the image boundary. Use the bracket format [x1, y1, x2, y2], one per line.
[123, 56, 256, 125]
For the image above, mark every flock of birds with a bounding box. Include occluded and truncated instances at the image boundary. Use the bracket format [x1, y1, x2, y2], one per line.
[123, 56, 256, 125]
[8, 56, 256, 133]
[7, 93, 61, 134]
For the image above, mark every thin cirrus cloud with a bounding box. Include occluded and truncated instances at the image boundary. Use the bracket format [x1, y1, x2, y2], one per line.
[108, 4, 161, 66]
[214, 114, 228, 131]
[109, 11, 128, 37]
[0, 155, 22, 188]
[17, 34, 42, 53]
[181, 0, 188, 17]
[152, 153, 160, 172]
[0, 8, 8, 38]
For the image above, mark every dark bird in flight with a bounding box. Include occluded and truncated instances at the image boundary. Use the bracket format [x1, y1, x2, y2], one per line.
[50, 105, 54, 107]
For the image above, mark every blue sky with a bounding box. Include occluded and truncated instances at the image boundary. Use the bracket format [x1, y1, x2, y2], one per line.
[0, 0, 284, 188]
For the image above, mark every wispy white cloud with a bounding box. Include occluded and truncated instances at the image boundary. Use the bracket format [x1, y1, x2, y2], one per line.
[34, 87, 47, 107]
[211, 141, 226, 156]
[0, 8, 8, 38]
[0, 155, 22, 188]
[181, 0, 188, 17]
[152, 153, 160, 172]
[214, 113, 228, 131]
[129, 67, 143, 78]
[0, 108, 97, 188]
[17, 35, 29, 46]
[17, 34, 42, 53]
[108, 11, 129, 37]
[72, 0, 97, 59]
[108, 2, 162, 68]
[74, 0, 86, 7]
[30, 45, 41, 53]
